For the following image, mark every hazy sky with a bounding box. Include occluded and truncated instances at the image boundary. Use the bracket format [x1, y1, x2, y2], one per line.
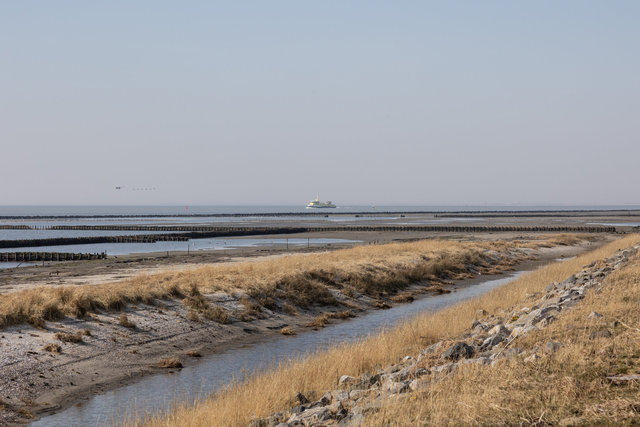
[1, 1, 638, 206]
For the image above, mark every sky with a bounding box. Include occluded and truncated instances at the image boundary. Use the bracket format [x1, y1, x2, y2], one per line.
[1, 1, 638, 206]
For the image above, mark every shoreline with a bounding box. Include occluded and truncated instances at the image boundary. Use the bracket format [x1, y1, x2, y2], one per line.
[0, 237, 606, 425]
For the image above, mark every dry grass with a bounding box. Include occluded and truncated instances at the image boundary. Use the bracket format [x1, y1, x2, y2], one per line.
[54, 331, 83, 343]
[306, 310, 355, 328]
[202, 306, 230, 324]
[139, 235, 639, 427]
[370, 240, 640, 425]
[156, 357, 183, 369]
[42, 343, 61, 353]
[186, 350, 202, 358]
[186, 310, 200, 323]
[118, 313, 136, 329]
[0, 237, 557, 330]
[279, 327, 296, 336]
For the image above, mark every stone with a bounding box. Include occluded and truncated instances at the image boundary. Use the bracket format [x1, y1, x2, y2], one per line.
[460, 356, 491, 366]
[501, 348, 523, 357]
[338, 375, 356, 387]
[430, 363, 456, 374]
[349, 389, 367, 400]
[589, 330, 612, 339]
[383, 364, 402, 375]
[544, 341, 563, 353]
[401, 355, 416, 364]
[420, 341, 442, 356]
[320, 392, 332, 406]
[388, 367, 411, 383]
[295, 391, 309, 405]
[331, 390, 349, 402]
[488, 324, 510, 337]
[409, 378, 430, 391]
[386, 380, 410, 394]
[287, 406, 333, 424]
[480, 333, 506, 351]
[327, 401, 347, 417]
[441, 342, 475, 360]
[587, 311, 603, 320]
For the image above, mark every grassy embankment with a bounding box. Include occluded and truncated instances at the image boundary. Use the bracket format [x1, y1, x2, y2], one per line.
[370, 239, 640, 425]
[0, 236, 567, 330]
[135, 235, 635, 427]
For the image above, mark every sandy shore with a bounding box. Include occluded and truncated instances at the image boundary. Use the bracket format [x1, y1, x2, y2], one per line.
[0, 234, 611, 425]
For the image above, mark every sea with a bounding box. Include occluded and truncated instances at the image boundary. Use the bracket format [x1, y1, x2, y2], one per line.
[2, 204, 640, 217]
[0, 205, 638, 268]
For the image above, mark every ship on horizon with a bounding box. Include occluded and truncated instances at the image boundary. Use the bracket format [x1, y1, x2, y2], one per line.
[306, 195, 336, 209]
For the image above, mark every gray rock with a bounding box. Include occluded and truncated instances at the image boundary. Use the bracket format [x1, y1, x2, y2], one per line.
[327, 401, 347, 418]
[349, 389, 367, 400]
[320, 392, 332, 406]
[589, 329, 612, 339]
[287, 406, 333, 424]
[501, 347, 523, 358]
[331, 390, 349, 402]
[386, 380, 410, 394]
[409, 378, 430, 391]
[544, 341, 563, 353]
[480, 333, 506, 351]
[430, 362, 456, 374]
[338, 375, 356, 387]
[460, 356, 491, 366]
[441, 342, 475, 360]
[420, 341, 442, 356]
[338, 412, 365, 426]
[488, 324, 510, 337]
[295, 392, 309, 405]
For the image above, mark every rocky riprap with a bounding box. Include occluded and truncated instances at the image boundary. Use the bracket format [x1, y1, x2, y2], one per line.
[249, 246, 639, 427]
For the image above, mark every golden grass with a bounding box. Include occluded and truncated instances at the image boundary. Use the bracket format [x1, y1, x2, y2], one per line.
[0, 237, 547, 329]
[156, 357, 183, 369]
[54, 331, 83, 343]
[42, 343, 61, 353]
[139, 235, 640, 427]
[370, 239, 640, 425]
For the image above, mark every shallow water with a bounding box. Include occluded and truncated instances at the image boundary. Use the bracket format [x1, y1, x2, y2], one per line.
[0, 238, 359, 257]
[0, 262, 36, 269]
[31, 271, 524, 427]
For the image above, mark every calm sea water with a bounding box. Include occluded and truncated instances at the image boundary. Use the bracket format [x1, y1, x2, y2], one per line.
[2, 204, 639, 217]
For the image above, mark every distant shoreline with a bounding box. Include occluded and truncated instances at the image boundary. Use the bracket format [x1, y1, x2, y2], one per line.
[1, 208, 640, 219]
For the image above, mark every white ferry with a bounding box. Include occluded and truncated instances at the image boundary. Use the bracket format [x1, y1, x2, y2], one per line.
[306, 195, 336, 209]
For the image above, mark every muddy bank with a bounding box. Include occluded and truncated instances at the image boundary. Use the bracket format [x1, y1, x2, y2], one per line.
[0, 238, 603, 426]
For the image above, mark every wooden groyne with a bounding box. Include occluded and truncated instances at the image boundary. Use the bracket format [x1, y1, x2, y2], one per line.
[45, 225, 616, 233]
[0, 252, 106, 262]
[0, 225, 616, 250]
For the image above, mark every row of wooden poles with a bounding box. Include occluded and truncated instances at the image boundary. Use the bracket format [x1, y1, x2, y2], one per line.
[12, 225, 618, 233]
[0, 252, 106, 262]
